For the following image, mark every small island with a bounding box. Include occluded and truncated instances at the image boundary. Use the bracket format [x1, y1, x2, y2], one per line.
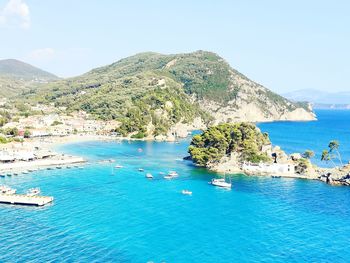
[187, 122, 350, 186]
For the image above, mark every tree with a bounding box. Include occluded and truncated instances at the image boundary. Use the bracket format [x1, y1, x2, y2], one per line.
[328, 140, 343, 166]
[321, 149, 336, 168]
[302, 150, 315, 159]
[24, 130, 31, 138]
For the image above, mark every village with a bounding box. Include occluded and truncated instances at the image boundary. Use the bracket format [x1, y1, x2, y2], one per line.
[0, 102, 120, 176]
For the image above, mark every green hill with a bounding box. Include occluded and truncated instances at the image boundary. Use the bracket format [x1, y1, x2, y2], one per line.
[0, 59, 58, 81]
[20, 51, 316, 137]
[0, 59, 59, 98]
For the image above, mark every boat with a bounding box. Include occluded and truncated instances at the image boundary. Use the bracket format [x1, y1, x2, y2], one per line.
[78, 166, 84, 169]
[0, 175, 5, 178]
[210, 178, 232, 189]
[271, 175, 281, 178]
[27, 188, 41, 196]
[56, 166, 62, 169]
[22, 170, 29, 174]
[138, 168, 144, 172]
[163, 175, 174, 180]
[145, 173, 153, 179]
[168, 171, 179, 177]
[159, 172, 165, 175]
[181, 190, 192, 195]
[0, 185, 17, 195]
[114, 164, 123, 169]
[6, 173, 12, 177]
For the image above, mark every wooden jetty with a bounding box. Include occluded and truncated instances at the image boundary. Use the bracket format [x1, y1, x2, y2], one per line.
[0, 194, 54, 206]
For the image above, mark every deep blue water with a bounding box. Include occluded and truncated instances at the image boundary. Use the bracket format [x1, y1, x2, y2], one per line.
[258, 110, 350, 166]
[0, 110, 350, 262]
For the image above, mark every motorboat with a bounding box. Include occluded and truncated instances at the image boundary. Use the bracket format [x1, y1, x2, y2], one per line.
[27, 188, 41, 196]
[210, 178, 232, 189]
[138, 168, 144, 172]
[114, 164, 123, 169]
[145, 173, 153, 179]
[181, 190, 192, 195]
[168, 171, 179, 177]
[0, 185, 17, 195]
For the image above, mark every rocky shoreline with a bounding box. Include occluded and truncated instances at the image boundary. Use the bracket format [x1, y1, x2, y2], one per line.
[189, 152, 350, 187]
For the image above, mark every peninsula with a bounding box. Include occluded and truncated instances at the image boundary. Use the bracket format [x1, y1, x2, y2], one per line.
[187, 122, 350, 186]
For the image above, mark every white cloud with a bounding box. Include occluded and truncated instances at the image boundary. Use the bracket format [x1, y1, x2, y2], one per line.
[26, 48, 56, 60]
[0, 0, 30, 29]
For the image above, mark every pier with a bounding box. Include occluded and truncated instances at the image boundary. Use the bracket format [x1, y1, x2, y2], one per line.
[0, 194, 54, 206]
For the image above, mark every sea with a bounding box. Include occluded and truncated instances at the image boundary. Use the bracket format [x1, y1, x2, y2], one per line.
[0, 110, 350, 262]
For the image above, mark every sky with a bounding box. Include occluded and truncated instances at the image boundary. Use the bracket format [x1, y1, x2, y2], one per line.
[0, 0, 349, 94]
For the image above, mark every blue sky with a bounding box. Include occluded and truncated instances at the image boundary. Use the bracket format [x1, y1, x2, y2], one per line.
[0, 0, 349, 93]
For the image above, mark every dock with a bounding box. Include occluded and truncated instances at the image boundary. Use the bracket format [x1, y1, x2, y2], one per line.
[0, 194, 54, 206]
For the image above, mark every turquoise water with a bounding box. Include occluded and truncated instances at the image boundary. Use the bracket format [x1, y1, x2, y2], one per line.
[1, 110, 350, 262]
[258, 110, 350, 167]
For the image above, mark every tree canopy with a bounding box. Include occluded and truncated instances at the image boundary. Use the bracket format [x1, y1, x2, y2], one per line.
[188, 123, 271, 167]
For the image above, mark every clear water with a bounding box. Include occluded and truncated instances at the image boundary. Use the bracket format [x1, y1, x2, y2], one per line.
[0, 110, 350, 262]
[258, 110, 350, 167]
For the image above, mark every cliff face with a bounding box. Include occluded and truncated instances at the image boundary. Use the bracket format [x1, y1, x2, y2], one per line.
[22, 51, 316, 137]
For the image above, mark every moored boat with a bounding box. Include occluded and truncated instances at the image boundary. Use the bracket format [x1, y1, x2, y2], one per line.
[145, 173, 153, 179]
[181, 190, 192, 195]
[0, 185, 17, 195]
[168, 171, 179, 177]
[27, 188, 41, 196]
[210, 178, 232, 189]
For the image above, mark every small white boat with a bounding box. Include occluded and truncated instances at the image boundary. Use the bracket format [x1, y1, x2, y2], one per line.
[22, 170, 29, 174]
[163, 175, 174, 180]
[114, 165, 123, 169]
[138, 168, 144, 172]
[27, 188, 41, 196]
[168, 171, 179, 177]
[145, 173, 153, 179]
[0, 185, 17, 195]
[181, 190, 192, 195]
[159, 172, 165, 175]
[210, 178, 232, 189]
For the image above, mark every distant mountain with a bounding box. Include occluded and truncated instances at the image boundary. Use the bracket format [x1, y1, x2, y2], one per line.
[0, 59, 59, 98]
[22, 51, 315, 138]
[0, 59, 58, 81]
[283, 89, 350, 108]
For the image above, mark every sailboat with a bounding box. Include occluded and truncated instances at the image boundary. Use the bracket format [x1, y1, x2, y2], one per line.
[210, 174, 232, 189]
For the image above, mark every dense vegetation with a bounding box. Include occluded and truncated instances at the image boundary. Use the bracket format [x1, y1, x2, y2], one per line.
[13, 51, 313, 137]
[188, 123, 271, 167]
